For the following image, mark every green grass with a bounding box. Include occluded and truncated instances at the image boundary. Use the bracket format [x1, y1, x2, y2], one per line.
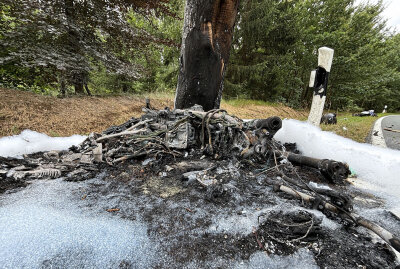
[48, 130, 61, 137]
[320, 113, 399, 143]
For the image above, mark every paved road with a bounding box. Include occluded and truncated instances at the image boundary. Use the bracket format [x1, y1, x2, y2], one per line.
[381, 115, 400, 150]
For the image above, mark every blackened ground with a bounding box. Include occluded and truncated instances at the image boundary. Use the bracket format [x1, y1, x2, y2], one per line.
[0, 156, 31, 193]
[0, 177, 27, 194]
[74, 154, 398, 268]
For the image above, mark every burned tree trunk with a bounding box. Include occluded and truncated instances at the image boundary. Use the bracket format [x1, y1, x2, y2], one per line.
[174, 0, 240, 111]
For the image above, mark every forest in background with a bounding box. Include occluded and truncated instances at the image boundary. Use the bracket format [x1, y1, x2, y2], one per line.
[1, 0, 400, 111]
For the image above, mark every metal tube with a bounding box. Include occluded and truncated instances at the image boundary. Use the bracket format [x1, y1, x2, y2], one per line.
[286, 152, 350, 184]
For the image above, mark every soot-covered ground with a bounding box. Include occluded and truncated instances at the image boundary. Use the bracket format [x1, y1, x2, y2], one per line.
[2, 153, 396, 268]
[79, 155, 397, 268]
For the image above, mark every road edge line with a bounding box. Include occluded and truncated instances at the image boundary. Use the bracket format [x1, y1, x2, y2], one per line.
[371, 116, 387, 148]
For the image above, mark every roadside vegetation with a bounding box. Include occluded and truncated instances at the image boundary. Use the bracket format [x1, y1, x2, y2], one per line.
[320, 113, 397, 143]
[2, 88, 396, 144]
[1, 0, 399, 142]
[0, 88, 306, 137]
[1, 0, 400, 112]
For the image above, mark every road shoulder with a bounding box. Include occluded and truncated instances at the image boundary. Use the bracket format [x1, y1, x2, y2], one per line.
[369, 116, 387, 148]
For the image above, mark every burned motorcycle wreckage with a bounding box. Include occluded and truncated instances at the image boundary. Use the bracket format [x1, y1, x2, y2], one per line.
[1, 104, 399, 258]
[98, 106, 351, 186]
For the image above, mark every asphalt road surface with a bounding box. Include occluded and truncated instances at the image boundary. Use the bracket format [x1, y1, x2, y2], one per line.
[381, 115, 400, 150]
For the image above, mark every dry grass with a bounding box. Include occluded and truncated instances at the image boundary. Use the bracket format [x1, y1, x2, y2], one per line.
[221, 100, 308, 120]
[2, 88, 385, 143]
[0, 88, 174, 137]
[0, 88, 308, 137]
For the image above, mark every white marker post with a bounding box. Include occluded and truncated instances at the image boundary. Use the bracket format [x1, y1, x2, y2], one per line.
[307, 47, 334, 126]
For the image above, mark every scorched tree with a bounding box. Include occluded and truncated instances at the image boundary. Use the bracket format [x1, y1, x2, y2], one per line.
[174, 0, 240, 111]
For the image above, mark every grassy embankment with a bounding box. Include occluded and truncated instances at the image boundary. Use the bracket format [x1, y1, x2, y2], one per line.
[320, 113, 398, 143]
[0, 88, 305, 137]
[0, 88, 395, 143]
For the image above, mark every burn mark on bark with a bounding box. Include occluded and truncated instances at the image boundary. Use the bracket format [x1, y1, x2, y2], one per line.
[201, 21, 214, 50]
[212, 0, 237, 60]
[175, 0, 239, 111]
[220, 59, 224, 78]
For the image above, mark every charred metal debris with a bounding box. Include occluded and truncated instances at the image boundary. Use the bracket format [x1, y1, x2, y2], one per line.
[1, 104, 399, 254]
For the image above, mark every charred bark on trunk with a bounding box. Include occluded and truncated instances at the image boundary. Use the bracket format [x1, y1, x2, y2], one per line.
[174, 0, 240, 111]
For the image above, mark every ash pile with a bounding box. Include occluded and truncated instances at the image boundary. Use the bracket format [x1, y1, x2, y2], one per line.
[1, 104, 399, 267]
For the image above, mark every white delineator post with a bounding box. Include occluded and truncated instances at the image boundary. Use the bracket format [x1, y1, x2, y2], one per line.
[307, 47, 334, 126]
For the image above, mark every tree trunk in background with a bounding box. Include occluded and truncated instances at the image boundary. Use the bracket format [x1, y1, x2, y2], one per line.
[84, 84, 92, 96]
[65, 0, 89, 96]
[174, 0, 240, 111]
[74, 82, 84, 94]
[59, 73, 66, 97]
